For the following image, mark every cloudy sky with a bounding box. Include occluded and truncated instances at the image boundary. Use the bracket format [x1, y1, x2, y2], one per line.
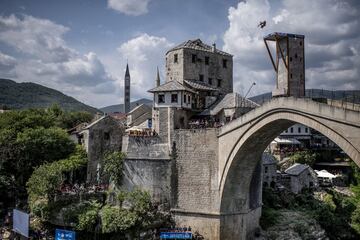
[0, 0, 359, 108]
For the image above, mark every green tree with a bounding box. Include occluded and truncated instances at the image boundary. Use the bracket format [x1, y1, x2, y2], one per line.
[0, 126, 75, 205]
[27, 145, 87, 216]
[0, 107, 91, 207]
[103, 151, 126, 186]
[290, 151, 318, 167]
[352, 204, 360, 234]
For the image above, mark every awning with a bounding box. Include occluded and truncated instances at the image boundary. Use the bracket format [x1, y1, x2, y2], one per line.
[272, 137, 301, 145]
[315, 170, 336, 179]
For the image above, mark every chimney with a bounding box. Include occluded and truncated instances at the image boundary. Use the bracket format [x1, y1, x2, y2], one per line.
[212, 43, 216, 52]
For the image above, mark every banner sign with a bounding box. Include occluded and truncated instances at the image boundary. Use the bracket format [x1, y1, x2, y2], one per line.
[160, 232, 192, 239]
[55, 229, 76, 240]
[13, 209, 29, 238]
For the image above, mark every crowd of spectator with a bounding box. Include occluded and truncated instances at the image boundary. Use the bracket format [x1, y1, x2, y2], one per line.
[58, 181, 108, 195]
[188, 119, 224, 129]
[127, 129, 157, 137]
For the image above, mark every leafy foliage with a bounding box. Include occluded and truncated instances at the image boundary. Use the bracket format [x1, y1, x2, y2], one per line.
[260, 206, 279, 229]
[103, 151, 126, 186]
[100, 205, 137, 233]
[0, 107, 93, 207]
[60, 200, 101, 231]
[351, 205, 360, 234]
[77, 201, 101, 232]
[289, 151, 318, 167]
[261, 187, 360, 239]
[48, 104, 93, 129]
[100, 189, 160, 235]
[349, 161, 360, 185]
[27, 145, 87, 212]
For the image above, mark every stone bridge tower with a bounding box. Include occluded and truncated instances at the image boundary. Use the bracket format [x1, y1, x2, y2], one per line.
[264, 32, 305, 98]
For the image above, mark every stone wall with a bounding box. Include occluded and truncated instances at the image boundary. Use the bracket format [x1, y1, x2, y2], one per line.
[121, 135, 171, 203]
[122, 135, 169, 159]
[273, 36, 304, 97]
[123, 159, 171, 203]
[288, 37, 305, 97]
[166, 49, 184, 83]
[172, 128, 220, 212]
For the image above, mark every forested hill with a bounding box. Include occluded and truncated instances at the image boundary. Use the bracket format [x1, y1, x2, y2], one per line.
[0, 79, 100, 113]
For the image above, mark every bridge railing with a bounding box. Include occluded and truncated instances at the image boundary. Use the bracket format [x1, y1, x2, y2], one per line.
[255, 89, 360, 112]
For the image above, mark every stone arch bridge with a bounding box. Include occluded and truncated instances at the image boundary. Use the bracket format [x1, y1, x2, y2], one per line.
[171, 97, 360, 240]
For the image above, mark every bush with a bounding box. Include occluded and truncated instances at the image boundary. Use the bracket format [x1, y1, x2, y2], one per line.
[100, 205, 137, 233]
[75, 201, 101, 231]
[260, 206, 279, 229]
[351, 204, 360, 234]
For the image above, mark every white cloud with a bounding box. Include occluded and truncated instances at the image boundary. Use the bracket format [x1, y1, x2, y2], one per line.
[223, 0, 360, 96]
[0, 51, 16, 71]
[0, 14, 74, 62]
[0, 51, 17, 77]
[0, 14, 117, 107]
[116, 33, 174, 100]
[108, 0, 150, 16]
[272, 9, 289, 24]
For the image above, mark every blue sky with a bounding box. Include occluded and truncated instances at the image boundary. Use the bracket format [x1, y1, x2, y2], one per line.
[0, 0, 359, 108]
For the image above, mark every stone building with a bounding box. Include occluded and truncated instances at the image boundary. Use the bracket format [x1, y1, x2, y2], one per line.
[161, 39, 233, 115]
[149, 81, 196, 133]
[165, 39, 233, 96]
[199, 92, 259, 123]
[126, 103, 152, 128]
[80, 115, 125, 184]
[149, 39, 258, 143]
[262, 153, 278, 188]
[280, 123, 311, 147]
[280, 163, 318, 193]
[264, 32, 305, 97]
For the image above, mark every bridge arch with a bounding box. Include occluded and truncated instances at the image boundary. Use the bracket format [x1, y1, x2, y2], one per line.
[217, 97, 360, 239]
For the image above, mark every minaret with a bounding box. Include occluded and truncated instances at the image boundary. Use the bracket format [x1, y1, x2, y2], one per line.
[124, 63, 130, 113]
[156, 66, 160, 87]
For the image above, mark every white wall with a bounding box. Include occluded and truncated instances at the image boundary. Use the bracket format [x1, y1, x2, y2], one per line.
[153, 91, 192, 109]
[281, 123, 311, 136]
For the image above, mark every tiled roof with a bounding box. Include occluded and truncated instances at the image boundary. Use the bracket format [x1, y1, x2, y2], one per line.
[262, 153, 277, 165]
[285, 163, 309, 176]
[167, 39, 232, 57]
[184, 80, 218, 91]
[148, 81, 195, 93]
[108, 112, 127, 120]
[200, 93, 259, 116]
[83, 115, 106, 129]
[128, 103, 151, 115]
